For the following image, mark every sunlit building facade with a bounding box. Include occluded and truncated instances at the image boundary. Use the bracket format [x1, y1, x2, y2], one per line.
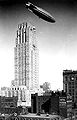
[0, 22, 39, 107]
[14, 22, 39, 91]
[12, 22, 39, 106]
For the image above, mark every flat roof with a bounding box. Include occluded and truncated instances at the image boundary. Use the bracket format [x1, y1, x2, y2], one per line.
[19, 113, 60, 119]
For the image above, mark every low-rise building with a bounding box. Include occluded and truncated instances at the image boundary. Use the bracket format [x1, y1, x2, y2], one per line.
[31, 91, 72, 119]
[0, 96, 18, 114]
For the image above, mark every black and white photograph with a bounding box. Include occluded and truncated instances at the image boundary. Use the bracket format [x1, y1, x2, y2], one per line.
[0, 0, 77, 119]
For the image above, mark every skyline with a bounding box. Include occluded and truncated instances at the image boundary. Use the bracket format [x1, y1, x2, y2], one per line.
[0, 0, 77, 90]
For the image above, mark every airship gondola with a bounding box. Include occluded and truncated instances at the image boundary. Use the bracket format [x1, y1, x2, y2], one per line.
[26, 2, 56, 23]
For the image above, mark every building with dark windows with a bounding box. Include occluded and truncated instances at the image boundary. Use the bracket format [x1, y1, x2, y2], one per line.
[31, 91, 72, 119]
[63, 70, 77, 119]
[63, 70, 77, 104]
[0, 96, 18, 114]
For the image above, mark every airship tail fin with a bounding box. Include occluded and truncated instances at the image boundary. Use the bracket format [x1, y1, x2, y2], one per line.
[27, 2, 36, 9]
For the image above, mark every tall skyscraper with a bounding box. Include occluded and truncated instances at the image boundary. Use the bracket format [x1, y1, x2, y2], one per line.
[0, 22, 39, 107]
[14, 22, 39, 92]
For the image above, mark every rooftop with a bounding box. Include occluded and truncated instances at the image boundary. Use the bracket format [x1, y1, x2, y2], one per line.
[19, 113, 61, 119]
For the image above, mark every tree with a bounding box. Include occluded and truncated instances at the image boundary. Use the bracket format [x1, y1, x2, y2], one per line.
[42, 82, 51, 92]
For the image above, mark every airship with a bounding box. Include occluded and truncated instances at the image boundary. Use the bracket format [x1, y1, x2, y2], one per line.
[26, 2, 56, 23]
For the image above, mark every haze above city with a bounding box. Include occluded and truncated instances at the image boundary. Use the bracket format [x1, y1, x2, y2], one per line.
[0, 0, 77, 90]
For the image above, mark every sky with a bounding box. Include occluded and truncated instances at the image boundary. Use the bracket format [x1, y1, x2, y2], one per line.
[0, 0, 77, 90]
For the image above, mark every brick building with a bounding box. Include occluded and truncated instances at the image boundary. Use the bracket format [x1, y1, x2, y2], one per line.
[31, 91, 72, 119]
[0, 96, 18, 114]
[63, 70, 77, 104]
[63, 70, 77, 119]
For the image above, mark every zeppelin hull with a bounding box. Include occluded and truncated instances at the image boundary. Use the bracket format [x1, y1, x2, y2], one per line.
[32, 8, 55, 23]
[26, 2, 55, 23]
